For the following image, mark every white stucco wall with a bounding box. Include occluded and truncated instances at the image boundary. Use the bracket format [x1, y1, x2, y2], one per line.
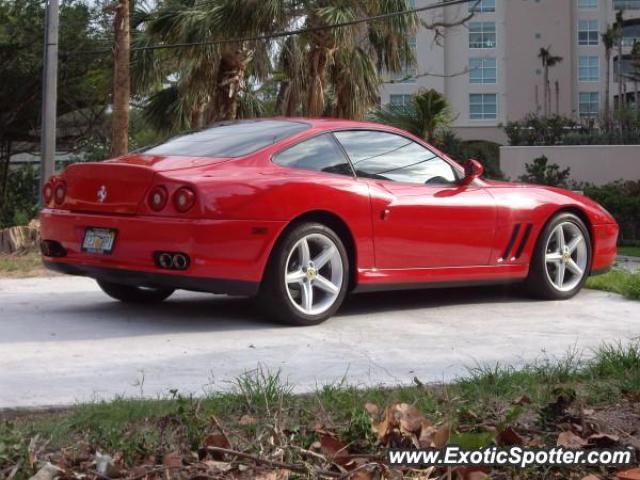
[500, 145, 640, 185]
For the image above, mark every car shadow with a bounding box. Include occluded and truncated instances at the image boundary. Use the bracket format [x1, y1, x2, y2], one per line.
[2, 283, 548, 344]
[340, 284, 538, 315]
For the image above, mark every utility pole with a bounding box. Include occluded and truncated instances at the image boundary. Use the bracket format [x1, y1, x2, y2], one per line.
[40, 0, 59, 205]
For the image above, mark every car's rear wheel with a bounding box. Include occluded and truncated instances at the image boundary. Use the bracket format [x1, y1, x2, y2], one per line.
[259, 222, 349, 326]
[97, 280, 174, 303]
[526, 212, 591, 300]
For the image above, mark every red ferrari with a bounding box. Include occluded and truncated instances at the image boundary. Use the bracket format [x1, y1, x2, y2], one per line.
[40, 118, 618, 325]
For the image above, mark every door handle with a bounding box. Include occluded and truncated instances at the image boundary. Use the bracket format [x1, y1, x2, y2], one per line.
[380, 208, 390, 220]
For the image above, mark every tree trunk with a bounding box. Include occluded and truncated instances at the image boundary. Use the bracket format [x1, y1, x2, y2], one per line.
[211, 48, 252, 122]
[543, 66, 549, 117]
[618, 39, 624, 110]
[110, 0, 130, 157]
[554, 80, 559, 115]
[605, 50, 611, 131]
[306, 46, 328, 117]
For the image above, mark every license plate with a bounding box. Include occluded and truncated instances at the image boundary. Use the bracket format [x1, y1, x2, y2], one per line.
[82, 228, 117, 254]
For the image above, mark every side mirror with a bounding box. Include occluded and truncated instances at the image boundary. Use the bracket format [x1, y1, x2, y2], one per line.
[462, 159, 484, 185]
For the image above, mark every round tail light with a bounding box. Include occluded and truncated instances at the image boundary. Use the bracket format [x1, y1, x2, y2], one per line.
[43, 182, 54, 204]
[54, 182, 66, 204]
[173, 187, 196, 212]
[148, 186, 168, 211]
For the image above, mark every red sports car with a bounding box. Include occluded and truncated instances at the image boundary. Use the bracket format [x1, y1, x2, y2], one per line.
[40, 118, 618, 325]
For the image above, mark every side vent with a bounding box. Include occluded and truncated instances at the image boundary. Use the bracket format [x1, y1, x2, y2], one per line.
[501, 224, 521, 260]
[513, 224, 533, 259]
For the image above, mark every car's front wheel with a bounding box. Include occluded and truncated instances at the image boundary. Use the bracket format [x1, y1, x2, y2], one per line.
[260, 223, 349, 326]
[97, 280, 175, 303]
[526, 212, 592, 300]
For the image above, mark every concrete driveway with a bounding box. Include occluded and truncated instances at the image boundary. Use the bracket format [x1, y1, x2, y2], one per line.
[1, 276, 639, 409]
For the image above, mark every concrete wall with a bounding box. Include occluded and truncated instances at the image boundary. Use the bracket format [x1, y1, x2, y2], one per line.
[500, 145, 640, 185]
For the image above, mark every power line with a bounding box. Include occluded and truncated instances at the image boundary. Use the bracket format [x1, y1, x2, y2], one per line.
[67, 0, 477, 55]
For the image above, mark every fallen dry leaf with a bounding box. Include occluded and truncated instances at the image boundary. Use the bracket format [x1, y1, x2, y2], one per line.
[254, 469, 290, 480]
[239, 415, 257, 426]
[204, 433, 231, 449]
[455, 466, 490, 480]
[513, 395, 532, 406]
[163, 451, 182, 470]
[373, 403, 433, 445]
[432, 423, 452, 448]
[497, 426, 525, 446]
[318, 432, 349, 461]
[557, 431, 588, 449]
[618, 468, 640, 480]
[28, 463, 64, 480]
[364, 402, 379, 416]
[582, 475, 601, 480]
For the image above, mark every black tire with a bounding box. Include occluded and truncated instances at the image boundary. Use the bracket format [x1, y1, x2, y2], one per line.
[259, 222, 350, 326]
[525, 212, 592, 300]
[97, 279, 174, 303]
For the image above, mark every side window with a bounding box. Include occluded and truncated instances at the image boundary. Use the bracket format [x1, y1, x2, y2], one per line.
[273, 134, 353, 176]
[333, 130, 457, 185]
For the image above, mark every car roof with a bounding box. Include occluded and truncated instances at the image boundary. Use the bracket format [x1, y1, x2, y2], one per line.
[272, 117, 391, 131]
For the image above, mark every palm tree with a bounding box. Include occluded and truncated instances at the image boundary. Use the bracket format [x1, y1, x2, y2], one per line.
[602, 26, 618, 130]
[538, 46, 563, 117]
[132, 0, 289, 132]
[133, 0, 417, 131]
[615, 9, 625, 109]
[370, 89, 453, 143]
[111, 0, 131, 156]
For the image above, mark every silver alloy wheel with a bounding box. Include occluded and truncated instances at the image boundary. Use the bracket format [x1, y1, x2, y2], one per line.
[284, 233, 344, 316]
[544, 221, 588, 292]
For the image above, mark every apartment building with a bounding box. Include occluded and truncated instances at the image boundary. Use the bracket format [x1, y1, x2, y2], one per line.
[380, 0, 640, 144]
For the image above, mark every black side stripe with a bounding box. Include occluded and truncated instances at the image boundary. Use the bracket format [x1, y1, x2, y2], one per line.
[513, 224, 533, 259]
[502, 224, 521, 260]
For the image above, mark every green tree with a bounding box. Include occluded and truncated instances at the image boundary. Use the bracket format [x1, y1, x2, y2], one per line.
[518, 155, 571, 188]
[602, 26, 618, 130]
[538, 46, 563, 117]
[370, 89, 453, 143]
[133, 0, 418, 131]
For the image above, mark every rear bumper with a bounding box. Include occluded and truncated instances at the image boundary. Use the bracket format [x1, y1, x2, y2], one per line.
[40, 209, 286, 294]
[44, 261, 258, 295]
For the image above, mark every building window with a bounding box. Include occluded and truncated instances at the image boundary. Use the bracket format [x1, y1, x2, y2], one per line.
[578, 20, 599, 46]
[577, 0, 597, 9]
[614, 0, 640, 9]
[469, 0, 496, 12]
[469, 22, 497, 48]
[390, 36, 417, 83]
[389, 94, 413, 110]
[470, 93, 498, 120]
[469, 57, 497, 83]
[578, 92, 599, 118]
[578, 56, 599, 81]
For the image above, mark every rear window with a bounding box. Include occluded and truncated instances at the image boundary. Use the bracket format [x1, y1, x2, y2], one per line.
[144, 120, 311, 158]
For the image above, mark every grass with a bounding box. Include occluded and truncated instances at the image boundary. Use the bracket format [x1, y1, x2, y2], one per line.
[0, 252, 47, 278]
[586, 269, 640, 300]
[619, 245, 640, 257]
[2, 344, 640, 479]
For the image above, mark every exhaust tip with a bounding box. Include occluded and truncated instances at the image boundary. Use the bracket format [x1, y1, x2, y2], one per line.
[154, 251, 190, 270]
[158, 253, 174, 269]
[173, 253, 188, 270]
[41, 240, 67, 258]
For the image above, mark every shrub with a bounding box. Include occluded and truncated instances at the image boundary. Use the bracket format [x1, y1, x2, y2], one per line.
[518, 155, 571, 188]
[504, 114, 580, 146]
[582, 181, 640, 242]
[0, 165, 39, 229]
[435, 130, 503, 179]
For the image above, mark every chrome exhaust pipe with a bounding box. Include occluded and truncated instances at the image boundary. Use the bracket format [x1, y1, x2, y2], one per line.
[158, 253, 174, 269]
[173, 253, 188, 270]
